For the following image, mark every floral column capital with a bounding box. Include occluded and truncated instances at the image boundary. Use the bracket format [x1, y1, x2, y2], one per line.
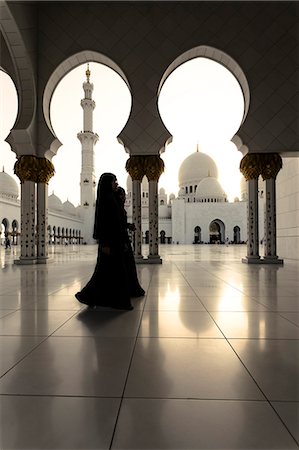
[125, 156, 146, 181]
[260, 153, 282, 180]
[14, 155, 55, 183]
[144, 155, 164, 181]
[240, 153, 261, 180]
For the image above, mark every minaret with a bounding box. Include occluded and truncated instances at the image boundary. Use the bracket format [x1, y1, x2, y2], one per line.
[77, 64, 99, 243]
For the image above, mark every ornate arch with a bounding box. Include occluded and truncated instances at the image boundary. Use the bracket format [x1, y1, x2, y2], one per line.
[43, 50, 131, 137]
[158, 45, 250, 125]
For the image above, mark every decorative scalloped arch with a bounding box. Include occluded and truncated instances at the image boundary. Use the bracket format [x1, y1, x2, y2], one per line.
[158, 45, 250, 125]
[43, 50, 131, 136]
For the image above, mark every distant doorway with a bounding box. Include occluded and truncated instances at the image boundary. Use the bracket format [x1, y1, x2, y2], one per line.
[194, 226, 201, 243]
[233, 225, 241, 243]
[209, 219, 225, 244]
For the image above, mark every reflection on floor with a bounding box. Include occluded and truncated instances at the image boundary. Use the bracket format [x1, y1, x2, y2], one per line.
[0, 244, 298, 449]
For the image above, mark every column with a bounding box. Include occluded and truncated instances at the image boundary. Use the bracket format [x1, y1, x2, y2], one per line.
[19, 180, 36, 263]
[132, 179, 143, 259]
[240, 153, 261, 263]
[126, 155, 146, 261]
[37, 183, 48, 262]
[145, 155, 164, 264]
[14, 155, 55, 265]
[260, 153, 283, 264]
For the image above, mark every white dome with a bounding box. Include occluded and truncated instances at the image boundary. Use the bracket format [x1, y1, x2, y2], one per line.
[159, 187, 165, 195]
[63, 200, 76, 216]
[0, 170, 19, 198]
[48, 193, 63, 211]
[195, 177, 227, 201]
[178, 151, 218, 186]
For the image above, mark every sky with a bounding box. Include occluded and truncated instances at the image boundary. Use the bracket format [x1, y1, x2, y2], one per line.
[0, 58, 244, 205]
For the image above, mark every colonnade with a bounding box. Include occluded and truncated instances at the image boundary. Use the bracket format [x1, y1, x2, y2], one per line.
[13, 152, 283, 265]
[240, 153, 283, 264]
[126, 154, 164, 263]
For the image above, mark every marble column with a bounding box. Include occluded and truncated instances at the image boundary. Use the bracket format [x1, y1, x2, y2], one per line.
[126, 155, 146, 261]
[148, 179, 160, 261]
[14, 155, 55, 265]
[132, 179, 143, 260]
[19, 180, 37, 264]
[261, 153, 283, 264]
[145, 155, 164, 264]
[240, 153, 261, 264]
[37, 182, 48, 263]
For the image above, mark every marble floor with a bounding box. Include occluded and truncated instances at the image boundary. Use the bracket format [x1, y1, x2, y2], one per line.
[0, 244, 298, 450]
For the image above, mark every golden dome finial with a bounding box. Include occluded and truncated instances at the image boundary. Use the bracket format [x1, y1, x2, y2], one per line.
[86, 63, 91, 82]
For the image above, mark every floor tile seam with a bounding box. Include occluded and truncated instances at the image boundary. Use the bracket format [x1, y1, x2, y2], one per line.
[108, 266, 155, 450]
[224, 336, 299, 443]
[0, 335, 49, 380]
[0, 393, 122, 399]
[276, 312, 299, 328]
[120, 396, 274, 402]
[268, 400, 299, 447]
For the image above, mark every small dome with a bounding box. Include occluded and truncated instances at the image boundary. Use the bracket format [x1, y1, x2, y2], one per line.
[48, 193, 63, 211]
[169, 193, 175, 200]
[0, 169, 19, 198]
[63, 200, 76, 216]
[178, 151, 218, 186]
[159, 187, 166, 195]
[195, 177, 227, 201]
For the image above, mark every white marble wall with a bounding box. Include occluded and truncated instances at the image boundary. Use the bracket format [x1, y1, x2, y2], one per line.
[276, 156, 299, 260]
[172, 200, 247, 244]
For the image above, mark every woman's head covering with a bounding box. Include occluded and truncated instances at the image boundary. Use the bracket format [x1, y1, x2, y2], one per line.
[98, 172, 117, 198]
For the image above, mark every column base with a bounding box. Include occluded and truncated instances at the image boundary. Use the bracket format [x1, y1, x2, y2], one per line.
[262, 256, 284, 265]
[14, 258, 37, 265]
[242, 256, 261, 264]
[242, 256, 283, 265]
[144, 255, 162, 264]
[36, 257, 49, 264]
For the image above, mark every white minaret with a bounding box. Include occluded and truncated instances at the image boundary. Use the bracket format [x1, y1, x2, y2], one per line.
[77, 64, 99, 243]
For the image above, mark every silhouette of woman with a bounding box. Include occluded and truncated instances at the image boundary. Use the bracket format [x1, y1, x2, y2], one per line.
[75, 173, 133, 310]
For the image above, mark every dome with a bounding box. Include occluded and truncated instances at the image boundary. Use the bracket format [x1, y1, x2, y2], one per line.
[126, 175, 148, 192]
[159, 187, 165, 195]
[0, 169, 19, 198]
[195, 176, 227, 201]
[48, 193, 63, 211]
[178, 151, 218, 186]
[63, 200, 76, 216]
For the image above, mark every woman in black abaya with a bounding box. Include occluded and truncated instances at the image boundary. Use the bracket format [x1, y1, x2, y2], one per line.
[75, 173, 133, 310]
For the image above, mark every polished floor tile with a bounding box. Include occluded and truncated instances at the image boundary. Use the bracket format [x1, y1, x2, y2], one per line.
[112, 398, 298, 449]
[138, 311, 223, 338]
[125, 338, 263, 399]
[1, 244, 298, 450]
[0, 309, 77, 336]
[145, 295, 206, 311]
[0, 335, 46, 376]
[271, 402, 299, 442]
[53, 309, 143, 337]
[229, 339, 299, 400]
[1, 395, 120, 450]
[0, 337, 135, 396]
[210, 311, 299, 338]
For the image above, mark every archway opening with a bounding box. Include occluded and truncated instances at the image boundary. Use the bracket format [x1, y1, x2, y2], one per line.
[48, 61, 132, 206]
[158, 51, 246, 201]
[0, 71, 19, 185]
[233, 225, 241, 244]
[209, 219, 225, 244]
[194, 226, 201, 244]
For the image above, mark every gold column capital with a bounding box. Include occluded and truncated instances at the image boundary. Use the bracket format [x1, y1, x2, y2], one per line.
[239, 153, 261, 181]
[260, 153, 282, 180]
[144, 155, 164, 181]
[125, 156, 146, 181]
[14, 156, 55, 183]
